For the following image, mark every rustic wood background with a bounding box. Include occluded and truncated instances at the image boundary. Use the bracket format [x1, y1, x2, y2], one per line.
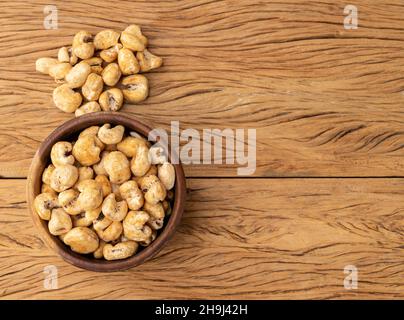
[1, 0, 403, 299]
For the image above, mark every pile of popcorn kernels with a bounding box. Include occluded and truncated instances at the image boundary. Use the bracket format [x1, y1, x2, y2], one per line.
[35, 25, 163, 116]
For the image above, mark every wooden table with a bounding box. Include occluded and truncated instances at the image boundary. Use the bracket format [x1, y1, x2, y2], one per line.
[1, 0, 403, 299]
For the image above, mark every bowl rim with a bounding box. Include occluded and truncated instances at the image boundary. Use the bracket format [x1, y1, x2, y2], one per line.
[26, 112, 186, 272]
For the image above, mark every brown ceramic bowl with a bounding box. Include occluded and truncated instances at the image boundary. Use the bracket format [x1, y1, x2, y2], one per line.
[27, 112, 186, 272]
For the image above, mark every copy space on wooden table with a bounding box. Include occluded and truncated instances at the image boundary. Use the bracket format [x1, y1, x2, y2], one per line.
[0, 0, 403, 299]
[0, 179, 403, 299]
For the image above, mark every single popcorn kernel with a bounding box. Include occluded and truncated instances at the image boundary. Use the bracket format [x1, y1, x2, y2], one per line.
[94, 29, 120, 50]
[118, 48, 140, 75]
[99, 88, 124, 112]
[82, 73, 103, 101]
[53, 84, 82, 113]
[102, 63, 121, 86]
[121, 75, 149, 103]
[72, 31, 95, 60]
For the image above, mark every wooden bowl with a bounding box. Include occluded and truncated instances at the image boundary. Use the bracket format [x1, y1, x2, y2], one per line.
[27, 112, 186, 272]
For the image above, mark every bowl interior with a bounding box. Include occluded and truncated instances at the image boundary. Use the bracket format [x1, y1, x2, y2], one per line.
[27, 112, 186, 272]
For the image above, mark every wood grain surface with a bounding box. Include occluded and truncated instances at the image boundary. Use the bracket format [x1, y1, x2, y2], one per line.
[1, 0, 404, 177]
[0, 0, 404, 299]
[0, 179, 403, 299]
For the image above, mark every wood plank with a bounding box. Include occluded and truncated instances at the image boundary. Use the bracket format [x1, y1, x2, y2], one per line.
[1, 1, 404, 177]
[0, 178, 403, 299]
